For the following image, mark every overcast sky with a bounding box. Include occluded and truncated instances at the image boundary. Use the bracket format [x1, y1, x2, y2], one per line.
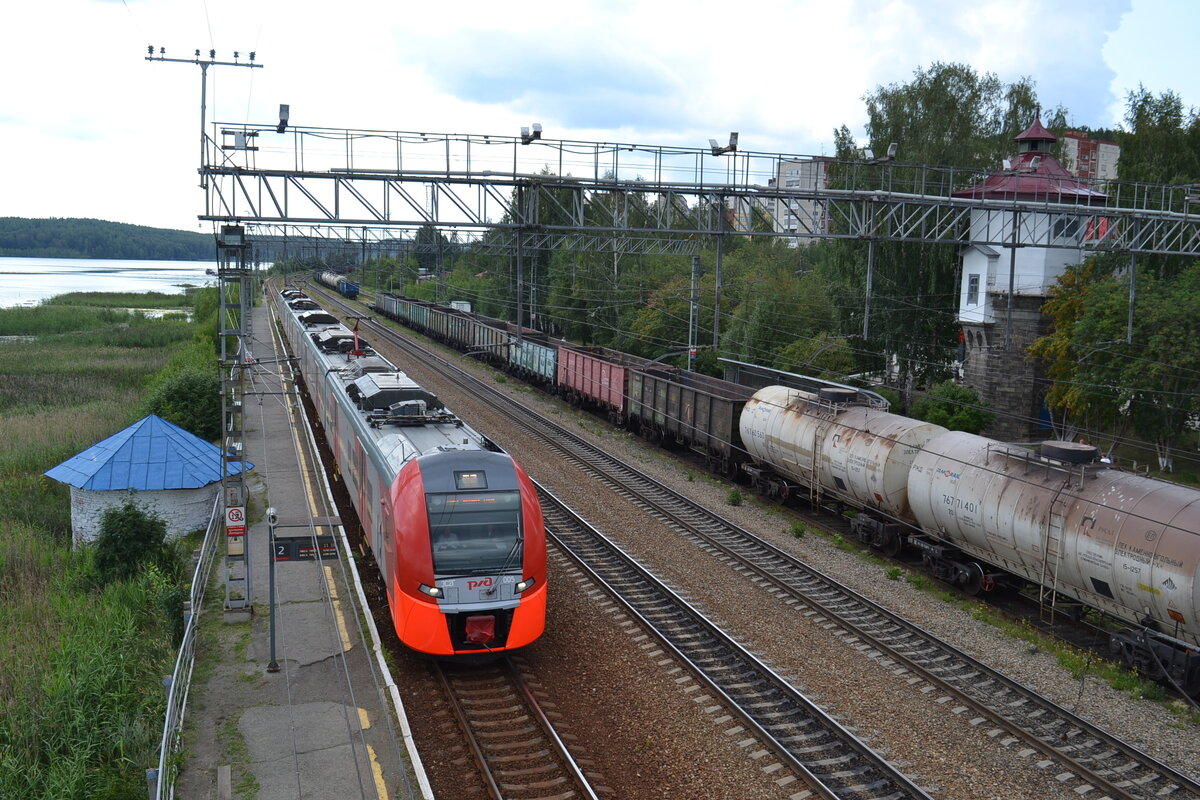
[1, 0, 1196, 233]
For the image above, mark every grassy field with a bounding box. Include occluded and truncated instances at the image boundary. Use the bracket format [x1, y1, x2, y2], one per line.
[42, 290, 196, 309]
[0, 297, 209, 799]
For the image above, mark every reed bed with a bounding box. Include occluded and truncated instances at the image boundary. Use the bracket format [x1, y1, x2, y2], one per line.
[0, 305, 130, 336]
[0, 306, 195, 344]
[0, 558, 180, 799]
[43, 290, 195, 309]
[0, 298, 207, 798]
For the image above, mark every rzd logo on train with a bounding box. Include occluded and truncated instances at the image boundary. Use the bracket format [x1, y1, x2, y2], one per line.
[468, 578, 494, 591]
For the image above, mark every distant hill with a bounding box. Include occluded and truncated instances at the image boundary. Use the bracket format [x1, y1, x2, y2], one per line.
[0, 217, 215, 261]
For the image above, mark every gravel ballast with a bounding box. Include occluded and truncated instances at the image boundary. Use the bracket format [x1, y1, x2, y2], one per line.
[373, 325, 1199, 798]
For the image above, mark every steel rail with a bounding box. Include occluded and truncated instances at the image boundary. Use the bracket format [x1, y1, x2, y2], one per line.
[314, 284, 1200, 800]
[538, 485, 933, 800]
[433, 658, 600, 800]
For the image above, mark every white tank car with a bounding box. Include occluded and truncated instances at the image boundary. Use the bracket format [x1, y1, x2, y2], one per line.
[908, 431, 1200, 650]
[739, 385, 947, 522]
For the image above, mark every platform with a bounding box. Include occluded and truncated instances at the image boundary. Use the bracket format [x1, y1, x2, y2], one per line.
[176, 297, 432, 800]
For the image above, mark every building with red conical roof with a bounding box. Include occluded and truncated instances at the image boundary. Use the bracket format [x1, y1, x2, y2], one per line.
[952, 113, 1107, 440]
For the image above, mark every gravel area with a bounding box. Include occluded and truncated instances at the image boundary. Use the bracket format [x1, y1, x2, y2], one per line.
[372, 324, 1200, 798]
[386, 546, 794, 799]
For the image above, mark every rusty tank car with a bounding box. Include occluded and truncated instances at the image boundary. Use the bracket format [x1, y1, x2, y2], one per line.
[739, 385, 1200, 694]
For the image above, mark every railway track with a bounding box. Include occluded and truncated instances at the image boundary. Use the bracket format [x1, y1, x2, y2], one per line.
[312, 286, 1200, 800]
[435, 658, 601, 800]
[538, 484, 934, 800]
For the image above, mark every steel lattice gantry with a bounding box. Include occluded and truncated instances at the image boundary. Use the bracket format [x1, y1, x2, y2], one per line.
[244, 225, 703, 258]
[202, 124, 1200, 257]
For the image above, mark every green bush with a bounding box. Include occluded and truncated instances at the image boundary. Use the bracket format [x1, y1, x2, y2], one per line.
[0, 557, 180, 800]
[143, 367, 221, 440]
[93, 500, 169, 585]
[910, 380, 994, 433]
[726, 488, 743, 506]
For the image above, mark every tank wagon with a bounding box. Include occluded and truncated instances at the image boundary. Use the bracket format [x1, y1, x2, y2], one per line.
[316, 270, 360, 300]
[275, 285, 546, 657]
[740, 385, 1200, 693]
[908, 432, 1199, 692]
[368, 292, 1200, 693]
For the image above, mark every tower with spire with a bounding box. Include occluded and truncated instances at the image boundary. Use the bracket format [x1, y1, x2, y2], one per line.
[951, 111, 1108, 440]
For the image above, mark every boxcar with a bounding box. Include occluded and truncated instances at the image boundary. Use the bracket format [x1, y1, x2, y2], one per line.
[466, 314, 509, 364]
[443, 308, 476, 351]
[627, 366, 754, 474]
[407, 299, 431, 333]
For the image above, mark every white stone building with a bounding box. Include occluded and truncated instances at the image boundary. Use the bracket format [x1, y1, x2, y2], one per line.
[45, 414, 252, 547]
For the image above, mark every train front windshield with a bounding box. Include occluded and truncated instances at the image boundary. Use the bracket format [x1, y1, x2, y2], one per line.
[427, 491, 523, 574]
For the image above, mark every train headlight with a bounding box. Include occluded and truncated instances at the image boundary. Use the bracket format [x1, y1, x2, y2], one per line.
[515, 577, 536, 594]
[418, 583, 443, 598]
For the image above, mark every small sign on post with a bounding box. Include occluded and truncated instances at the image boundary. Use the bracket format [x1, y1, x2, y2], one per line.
[225, 506, 246, 537]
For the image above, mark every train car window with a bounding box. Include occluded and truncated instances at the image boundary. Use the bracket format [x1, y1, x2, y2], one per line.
[426, 491, 521, 574]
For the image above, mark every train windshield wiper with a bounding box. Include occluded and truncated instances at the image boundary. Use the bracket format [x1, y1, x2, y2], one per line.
[499, 538, 523, 573]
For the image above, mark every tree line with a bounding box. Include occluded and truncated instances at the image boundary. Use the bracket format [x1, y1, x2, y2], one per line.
[274, 63, 1200, 473]
[0, 217, 215, 261]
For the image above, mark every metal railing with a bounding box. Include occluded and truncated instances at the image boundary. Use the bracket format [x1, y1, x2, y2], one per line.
[146, 494, 224, 800]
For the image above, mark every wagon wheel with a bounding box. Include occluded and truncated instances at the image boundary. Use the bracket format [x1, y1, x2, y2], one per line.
[961, 562, 986, 595]
[879, 529, 902, 558]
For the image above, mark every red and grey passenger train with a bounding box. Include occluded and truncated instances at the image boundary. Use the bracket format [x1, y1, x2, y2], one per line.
[368, 291, 1200, 694]
[274, 286, 546, 657]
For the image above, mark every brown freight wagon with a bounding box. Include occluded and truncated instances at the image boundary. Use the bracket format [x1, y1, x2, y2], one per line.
[627, 366, 753, 475]
[557, 346, 652, 423]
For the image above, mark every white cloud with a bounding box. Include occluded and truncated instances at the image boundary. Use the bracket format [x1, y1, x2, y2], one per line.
[0, 0, 1173, 232]
[1103, 0, 1200, 128]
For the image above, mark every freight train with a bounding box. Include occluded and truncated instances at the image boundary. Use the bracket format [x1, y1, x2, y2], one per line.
[366, 291, 1200, 694]
[316, 270, 360, 300]
[275, 286, 546, 657]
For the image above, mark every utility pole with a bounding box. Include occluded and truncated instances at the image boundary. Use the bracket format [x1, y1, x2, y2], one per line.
[712, 198, 725, 352]
[863, 199, 877, 340]
[145, 46, 263, 187]
[147, 48, 262, 619]
[689, 255, 701, 371]
[215, 224, 252, 616]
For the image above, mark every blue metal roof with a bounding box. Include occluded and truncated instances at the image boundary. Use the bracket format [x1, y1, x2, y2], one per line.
[45, 415, 252, 491]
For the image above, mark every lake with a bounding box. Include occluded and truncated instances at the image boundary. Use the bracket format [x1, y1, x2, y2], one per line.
[0, 257, 219, 308]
